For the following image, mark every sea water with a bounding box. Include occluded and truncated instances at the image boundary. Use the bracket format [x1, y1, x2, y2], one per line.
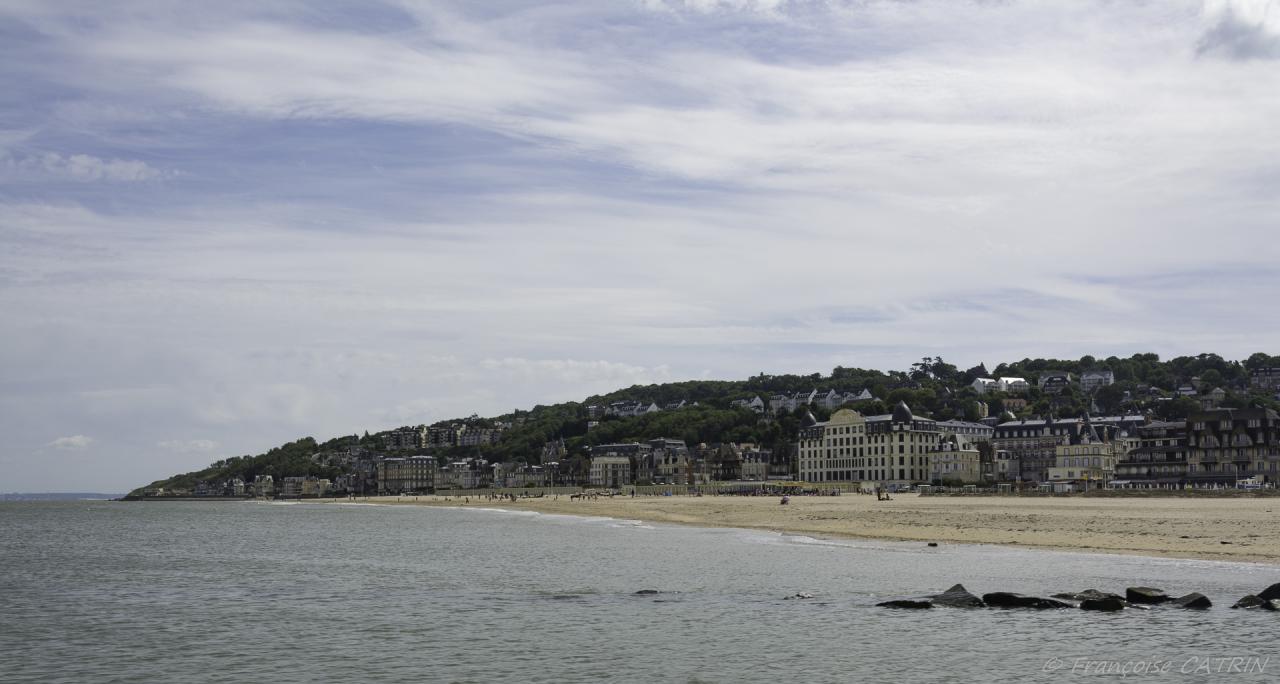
[1, 501, 1276, 683]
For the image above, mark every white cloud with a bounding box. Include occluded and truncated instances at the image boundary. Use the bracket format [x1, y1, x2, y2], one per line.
[48, 435, 92, 449]
[480, 358, 673, 386]
[3, 151, 164, 182]
[2, 0, 1280, 491]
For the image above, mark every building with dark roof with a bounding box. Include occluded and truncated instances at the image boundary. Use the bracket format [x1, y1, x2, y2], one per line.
[1113, 421, 1188, 488]
[991, 417, 1082, 483]
[1186, 408, 1280, 485]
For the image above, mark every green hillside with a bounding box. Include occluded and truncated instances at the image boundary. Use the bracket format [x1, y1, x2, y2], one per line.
[130, 352, 1280, 496]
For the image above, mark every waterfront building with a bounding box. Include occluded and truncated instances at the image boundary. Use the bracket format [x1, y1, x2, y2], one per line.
[280, 476, 306, 498]
[443, 459, 490, 489]
[1114, 420, 1189, 488]
[936, 419, 994, 442]
[650, 439, 696, 484]
[991, 416, 1081, 483]
[991, 449, 1019, 481]
[862, 402, 942, 486]
[928, 434, 984, 485]
[1186, 408, 1280, 486]
[378, 456, 436, 494]
[300, 477, 331, 497]
[1046, 424, 1117, 491]
[796, 408, 867, 483]
[738, 444, 772, 481]
[252, 475, 274, 497]
[589, 455, 632, 488]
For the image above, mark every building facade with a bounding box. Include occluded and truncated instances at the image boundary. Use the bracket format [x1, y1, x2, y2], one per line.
[1114, 420, 1189, 487]
[796, 408, 867, 483]
[1081, 370, 1116, 393]
[378, 456, 436, 494]
[589, 456, 632, 488]
[1186, 408, 1280, 486]
[1046, 425, 1117, 491]
[862, 402, 941, 486]
[928, 434, 984, 485]
[991, 417, 1081, 483]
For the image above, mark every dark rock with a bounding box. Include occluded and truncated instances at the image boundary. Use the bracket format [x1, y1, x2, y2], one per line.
[1080, 597, 1126, 612]
[927, 542, 938, 547]
[1126, 587, 1172, 604]
[931, 584, 985, 608]
[1231, 595, 1278, 610]
[634, 589, 659, 595]
[1172, 592, 1212, 609]
[784, 592, 814, 600]
[877, 599, 932, 609]
[982, 592, 1070, 609]
[1053, 589, 1125, 602]
[1259, 583, 1280, 602]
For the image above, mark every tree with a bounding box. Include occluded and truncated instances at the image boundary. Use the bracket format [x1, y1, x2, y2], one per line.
[1200, 369, 1224, 389]
[1093, 383, 1127, 414]
[1245, 353, 1275, 371]
[1154, 396, 1200, 421]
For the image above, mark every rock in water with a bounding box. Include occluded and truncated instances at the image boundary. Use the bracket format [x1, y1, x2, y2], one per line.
[1258, 583, 1280, 602]
[1231, 595, 1278, 610]
[877, 600, 932, 609]
[634, 589, 659, 595]
[1052, 589, 1125, 602]
[1125, 587, 1172, 604]
[931, 584, 985, 608]
[982, 592, 1070, 609]
[1080, 598, 1126, 612]
[1172, 593, 1212, 610]
[784, 592, 814, 600]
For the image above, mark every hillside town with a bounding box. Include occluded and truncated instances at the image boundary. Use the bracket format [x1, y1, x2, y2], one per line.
[137, 360, 1280, 499]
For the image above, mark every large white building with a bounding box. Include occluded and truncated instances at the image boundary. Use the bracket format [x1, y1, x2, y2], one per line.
[1080, 370, 1116, 393]
[797, 402, 940, 487]
[796, 408, 867, 483]
[589, 456, 632, 488]
[864, 402, 942, 486]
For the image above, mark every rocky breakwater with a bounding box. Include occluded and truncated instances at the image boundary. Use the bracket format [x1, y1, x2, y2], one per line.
[875, 582, 1274, 613]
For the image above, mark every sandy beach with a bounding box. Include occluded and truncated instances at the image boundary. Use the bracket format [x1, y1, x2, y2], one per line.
[342, 493, 1280, 564]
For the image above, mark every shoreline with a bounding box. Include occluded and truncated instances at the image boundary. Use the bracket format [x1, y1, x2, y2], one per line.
[321, 493, 1280, 565]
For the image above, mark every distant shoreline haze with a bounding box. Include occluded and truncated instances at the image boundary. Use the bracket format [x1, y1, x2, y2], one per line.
[2, 493, 123, 501]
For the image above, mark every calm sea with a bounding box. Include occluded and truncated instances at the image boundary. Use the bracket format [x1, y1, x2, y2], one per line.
[1, 501, 1277, 683]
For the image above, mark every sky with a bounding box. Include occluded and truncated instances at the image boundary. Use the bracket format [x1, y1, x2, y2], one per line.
[2, 0, 1279, 492]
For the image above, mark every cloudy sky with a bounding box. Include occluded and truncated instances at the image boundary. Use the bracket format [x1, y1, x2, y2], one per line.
[2, 0, 1279, 492]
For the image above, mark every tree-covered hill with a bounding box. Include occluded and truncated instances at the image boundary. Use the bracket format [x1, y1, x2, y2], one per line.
[131, 352, 1280, 495]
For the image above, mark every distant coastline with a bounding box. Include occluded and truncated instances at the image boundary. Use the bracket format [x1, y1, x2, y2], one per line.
[1, 493, 123, 502]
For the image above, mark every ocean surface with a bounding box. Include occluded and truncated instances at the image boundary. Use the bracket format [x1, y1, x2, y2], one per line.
[2, 500, 1277, 683]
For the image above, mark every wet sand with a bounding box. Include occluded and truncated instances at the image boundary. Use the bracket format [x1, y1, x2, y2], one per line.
[342, 493, 1280, 563]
